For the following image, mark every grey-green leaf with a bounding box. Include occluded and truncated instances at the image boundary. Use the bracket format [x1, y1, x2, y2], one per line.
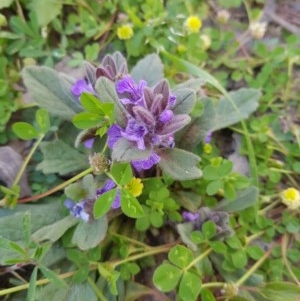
[22, 66, 80, 120]
[131, 53, 164, 87]
[158, 148, 202, 180]
[172, 88, 196, 114]
[37, 139, 89, 175]
[72, 216, 108, 250]
[212, 88, 260, 131]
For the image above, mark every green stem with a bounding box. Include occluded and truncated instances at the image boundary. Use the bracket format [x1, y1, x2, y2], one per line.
[111, 243, 174, 269]
[235, 246, 273, 287]
[202, 282, 225, 289]
[109, 231, 149, 248]
[258, 199, 280, 215]
[18, 167, 93, 203]
[87, 276, 108, 301]
[245, 231, 264, 245]
[185, 248, 212, 271]
[13, 134, 45, 187]
[0, 270, 75, 297]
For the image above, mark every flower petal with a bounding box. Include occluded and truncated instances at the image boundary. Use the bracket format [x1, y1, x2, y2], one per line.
[132, 152, 160, 171]
[159, 114, 191, 135]
[107, 124, 122, 149]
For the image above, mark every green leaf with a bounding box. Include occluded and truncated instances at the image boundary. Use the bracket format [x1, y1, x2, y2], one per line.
[203, 166, 221, 181]
[200, 288, 216, 301]
[94, 77, 127, 127]
[179, 271, 202, 301]
[73, 112, 104, 129]
[93, 188, 118, 219]
[72, 216, 108, 250]
[22, 66, 80, 120]
[12, 122, 39, 140]
[110, 162, 132, 185]
[27, 266, 38, 301]
[259, 281, 300, 301]
[39, 265, 67, 287]
[202, 221, 217, 240]
[31, 215, 78, 243]
[246, 245, 265, 260]
[28, 0, 63, 26]
[168, 245, 194, 269]
[112, 138, 151, 162]
[0, 0, 13, 8]
[177, 223, 198, 251]
[209, 241, 227, 254]
[64, 183, 87, 202]
[231, 250, 248, 268]
[153, 263, 183, 292]
[131, 53, 164, 87]
[121, 189, 145, 218]
[216, 186, 259, 212]
[66, 283, 98, 301]
[22, 211, 31, 247]
[79, 93, 105, 113]
[223, 181, 236, 200]
[158, 148, 202, 180]
[206, 180, 223, 195]
[212, 89, 260, 131]
[35, 108, 50, 134]
[37, 139, 89, 175]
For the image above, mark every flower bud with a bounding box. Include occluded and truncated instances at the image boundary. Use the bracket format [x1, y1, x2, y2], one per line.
[216, 10, 230, 24]
[249, 21, 267, 39]
[89, 153, 110, 175]
[0, 14, 7, 27]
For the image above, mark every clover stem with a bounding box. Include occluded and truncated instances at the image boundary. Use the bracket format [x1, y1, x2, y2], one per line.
[185, 248, 212, 271]
[18, 167, 93, 203]
[87, 277, 108, 301]
[13, 134, 45, 188]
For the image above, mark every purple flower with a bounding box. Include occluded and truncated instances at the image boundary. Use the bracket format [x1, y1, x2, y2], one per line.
[64, 199, 90, 222]
[116, 75, 146, 105]
[71, 79, 95, 97]
[182, 211, 200, 222]
[108, 76, 191, 171]
[96, 179, 121, 209]
[84, 138, 95, 149]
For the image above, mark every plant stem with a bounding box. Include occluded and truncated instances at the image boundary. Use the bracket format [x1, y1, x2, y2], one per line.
[18, 167, 93, 203]
[202, 282, 225, 289]
[111, 243, 175, 268]
[13, 134, 45, 187]
[87, 276, 108, 301]
[235, 246, 273, 287]
[0, 270, 75, 297]
[185, 248, 212, 271]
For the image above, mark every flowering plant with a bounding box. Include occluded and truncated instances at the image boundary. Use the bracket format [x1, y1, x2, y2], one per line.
[1, 50, 299, 301]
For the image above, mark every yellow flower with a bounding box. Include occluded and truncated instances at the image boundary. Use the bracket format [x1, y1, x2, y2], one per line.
[185, 16, 202, 33]
[125, 177, 143, 197]
[117, 24, 134, 40]
[203, 143, 212, 154]
[281, 187, 300, 210]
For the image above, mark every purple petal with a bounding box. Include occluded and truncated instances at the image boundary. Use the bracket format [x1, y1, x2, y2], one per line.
[111, 190, 121, 209]
[169, 94, 176, 107]
[96, 179, 117, 197]
[107, 124, 122, 149]
[182, 211, 199, 222]
[121, 119, 148, 150]
[84, 138, 95, 149]
[160, 134, 175, 148]
[64, 199, 75, 209]
[159, 110, 174, 124]
[132, 152, 160, 171]
[205, 130, 213, 143]
[71, 79, 94, 97]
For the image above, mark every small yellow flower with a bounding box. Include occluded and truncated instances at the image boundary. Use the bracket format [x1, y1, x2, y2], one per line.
[125, 177, 143, 197]
[203, 143, 212, 154]
[117, 24, 134, 40]
[177, 44, 187, 54]
[185, 16, 202, 33]
[281, 187, 300, 210]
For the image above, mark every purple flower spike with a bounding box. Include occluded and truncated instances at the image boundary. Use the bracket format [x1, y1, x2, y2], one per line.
[71, 79, 94, 97]
[159, 110, 174, 124]
[64, 199, 89, 222]
[116, 75, 146, 105]
[182, 211, 200, 222]
[121, 119, 148, 150]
